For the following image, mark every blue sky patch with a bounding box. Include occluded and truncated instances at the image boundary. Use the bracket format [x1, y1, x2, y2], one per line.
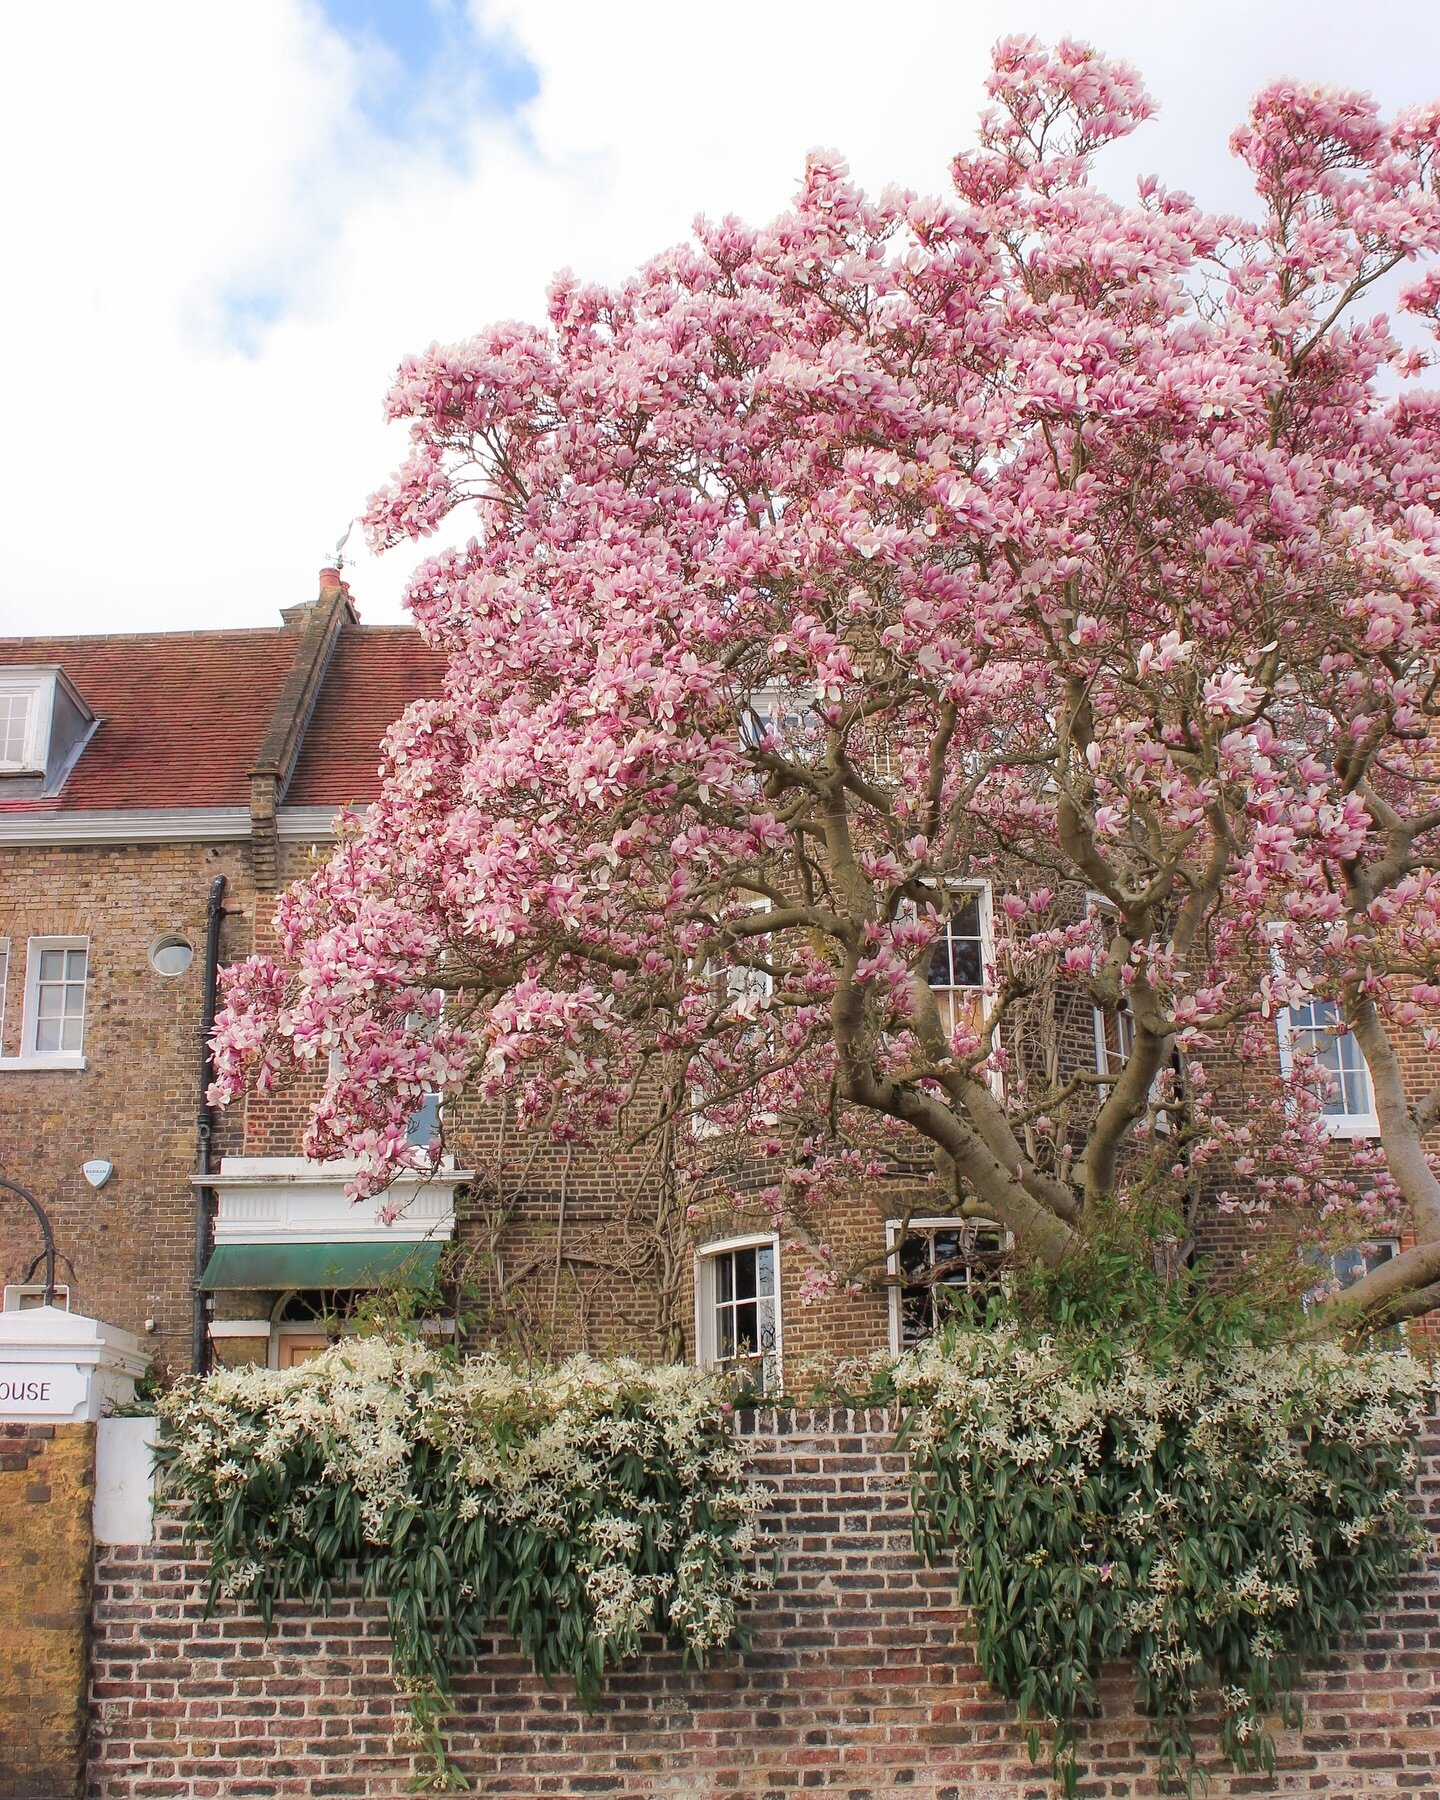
[213, 287, 289, 359]
[319, 0, 539, 144]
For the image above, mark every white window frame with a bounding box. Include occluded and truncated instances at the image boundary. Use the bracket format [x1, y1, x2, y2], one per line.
[1276, 997, 1378, 1139]
[328, 1039, 447, 1161]
[0, 671, 55, 774]
[903, 881, 996, 1071]
[1302, 1237, 1403, 1346]
[694, 1232, 783, 1393]
[0, 936, 90, 1070]
[741, 685, 904, 789]
[405, 1090, 443, 1152]
[740, 685, 816, 749]
[1093, 996, 1173, 1133]
[2, 1283, 71, 1312]
[885, 1215, 1011, 1353]
[1092, 999, 1135, 1077]
[1327, 1236, 1400, 1289]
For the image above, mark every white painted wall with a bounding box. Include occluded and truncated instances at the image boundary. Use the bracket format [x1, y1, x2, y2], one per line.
[94, 1415, 158, 1545]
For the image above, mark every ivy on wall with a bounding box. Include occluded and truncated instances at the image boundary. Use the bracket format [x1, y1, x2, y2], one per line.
[155, 1340, 768, 1789]
[888, 1324, 1429, 1795]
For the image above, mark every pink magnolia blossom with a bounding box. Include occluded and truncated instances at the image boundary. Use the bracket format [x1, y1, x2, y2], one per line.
[211, 39, 1440, 1331]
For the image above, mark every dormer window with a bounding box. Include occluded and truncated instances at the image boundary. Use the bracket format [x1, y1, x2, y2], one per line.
[0, 667, 95, 790]
[0, 677, 48, 773]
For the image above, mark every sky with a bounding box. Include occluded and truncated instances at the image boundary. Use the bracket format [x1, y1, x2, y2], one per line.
[1, 0, 1437, 638]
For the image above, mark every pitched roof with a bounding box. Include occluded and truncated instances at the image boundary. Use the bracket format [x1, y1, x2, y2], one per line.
[285, 626, 448, 806]
[0, 619, 446, 813]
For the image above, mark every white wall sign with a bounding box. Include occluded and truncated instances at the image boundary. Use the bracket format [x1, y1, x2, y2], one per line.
[0, 1306, 149, 1421]
[0, 1362, 88, 1419]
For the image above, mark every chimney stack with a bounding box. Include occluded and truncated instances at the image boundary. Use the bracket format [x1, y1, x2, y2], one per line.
[281, 566, 355, 626]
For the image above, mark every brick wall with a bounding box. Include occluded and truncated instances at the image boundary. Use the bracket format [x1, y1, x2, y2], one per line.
[87, 1407, 1440, 1799]
[0, 1422, 95, 1800]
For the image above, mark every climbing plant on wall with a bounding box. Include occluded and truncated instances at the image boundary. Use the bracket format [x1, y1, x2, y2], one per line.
[883, 1259, 1431, 1796]
[156, 1340, 768, 1789]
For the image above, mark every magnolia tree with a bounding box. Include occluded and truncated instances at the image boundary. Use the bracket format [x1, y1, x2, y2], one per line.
[213, 39, 1440, 1334]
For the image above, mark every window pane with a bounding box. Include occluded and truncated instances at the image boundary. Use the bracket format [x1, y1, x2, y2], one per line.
[1333, 1241, 1395, 1288]
[705, 1243, 779, 1389]
[1292, 999, 1370, 1119]
[932, 1229, 962, 1265]
[898, 1233, 929, 1279]
[948, 929, 982, 987]
[900, 1291, 930, 1349]
[1102, 1003, 1136, 1070]
[35, 1017, 61, 1053]
[60, 1016, 83, 1051]
[38, 949, 64, 982]
[37, 987, 61, 1019]
[756, 1298, 777, 1352]
[755, 1243, 775, 1297]
[62, 986, 84, 1016]
[406, 1093, 441, 1147]
[952, 893, 981, 935]
[0, 694, 28, 762]
[65, 950, 87, 982]
[895, 1218, 1008, 1347]
[1332, 1246, 1365, 1287]
[1336, 1035, 1370, 1116]
[150, 939, 193, 977]
[927, 897, 984, 991]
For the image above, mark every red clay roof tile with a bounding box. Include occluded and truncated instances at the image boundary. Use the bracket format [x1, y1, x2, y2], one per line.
[285, 626, 447, 806]
[0, 621, 445, 813]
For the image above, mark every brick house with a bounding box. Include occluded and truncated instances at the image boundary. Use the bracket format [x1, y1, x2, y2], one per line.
[0, 577, 443, 1375]
[0, 575, 1429, 1387]
[0, 575, 687, 1378]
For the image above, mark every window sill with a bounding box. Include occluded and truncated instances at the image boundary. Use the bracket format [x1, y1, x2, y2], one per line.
[0, 1053, 87, 1072]
[1322, 1118, 1379, 1140]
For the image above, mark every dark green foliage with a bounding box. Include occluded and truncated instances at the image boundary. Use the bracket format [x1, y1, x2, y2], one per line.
[892, 1253, 1428, 1795]
[154, 1345, 764, 1791]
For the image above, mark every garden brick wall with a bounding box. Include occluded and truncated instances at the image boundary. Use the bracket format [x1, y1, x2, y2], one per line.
[0, 1422, 95, 1800]
[86, 1407, 1440, 1799]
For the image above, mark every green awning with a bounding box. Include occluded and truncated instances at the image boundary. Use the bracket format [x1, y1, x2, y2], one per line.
[200, 1240, 444, 1291]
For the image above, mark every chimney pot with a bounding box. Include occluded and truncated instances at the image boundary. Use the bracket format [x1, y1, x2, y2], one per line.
[319, 565, 343, 594]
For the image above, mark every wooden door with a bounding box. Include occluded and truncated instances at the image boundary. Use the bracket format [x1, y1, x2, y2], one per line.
[276, 1332, 330, 1367]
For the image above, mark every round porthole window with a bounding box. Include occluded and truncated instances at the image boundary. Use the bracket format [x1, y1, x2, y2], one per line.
[149, 934, 194, 978]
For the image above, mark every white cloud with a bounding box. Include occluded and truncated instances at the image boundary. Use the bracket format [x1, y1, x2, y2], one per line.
[0, 0, 1435, 635]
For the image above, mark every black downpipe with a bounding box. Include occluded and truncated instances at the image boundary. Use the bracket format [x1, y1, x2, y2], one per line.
[193, 873, 227, 1374]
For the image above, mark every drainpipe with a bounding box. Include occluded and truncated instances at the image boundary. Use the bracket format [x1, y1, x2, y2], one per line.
[192, 873, 227, 1374]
